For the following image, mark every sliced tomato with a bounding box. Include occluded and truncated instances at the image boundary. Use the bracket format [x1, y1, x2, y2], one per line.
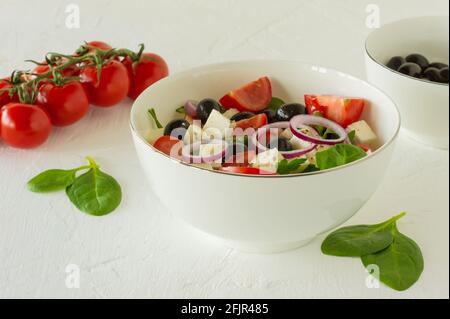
[153, 135, 183, 159]
[219, 77, 272, 112]
[223, 151, 256, 167]
[218, 166, 275, 175]
[304, 95, 365, 127]
[234, 113, 268, 130]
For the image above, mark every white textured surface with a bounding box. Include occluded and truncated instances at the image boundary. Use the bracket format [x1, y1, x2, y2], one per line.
[0, 0, 448, 298]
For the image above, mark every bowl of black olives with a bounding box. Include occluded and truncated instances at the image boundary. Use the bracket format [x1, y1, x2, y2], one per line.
[365, 16, 449, 149]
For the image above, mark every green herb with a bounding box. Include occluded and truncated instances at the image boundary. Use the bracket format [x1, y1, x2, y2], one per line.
[301, 164, 320, 173]
[66, 157, 122, 216]
[348, 130, 356, 144]
[315, 144, 367, 170]
[268, 97, 285, 111]
[321, 212, 405, 257]
[321, 212, 424, 291]
[148, 108, 163, 128]
[361, 224, 424, 291]
[27, 157, 122, 216]
[277, 158, 307, 175]
[175, 106, 185, 114]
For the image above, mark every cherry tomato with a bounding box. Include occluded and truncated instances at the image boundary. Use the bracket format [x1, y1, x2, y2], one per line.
[219, 77, 272, 112]
[234, 113, 268, 130]
[123, 53, 169, 100]
[304, 95, 365, 128]
[0, 103, 52, 148]
[85, 41, 112, 52]
[218, 166, 275, 175]
[36, 81, 89, 126]
[153, 135, 183, 158]
[80, 60, 130, 107]
[223, 151, 256, 167]
[32, 59, 79, 78]
[0, 78, 19, 107]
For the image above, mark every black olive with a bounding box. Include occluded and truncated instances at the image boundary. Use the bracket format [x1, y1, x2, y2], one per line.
[386, 56, 406, 70]
[429, 62, 448, 70]
[405, 54, 429, 70]
[398, 62, 422, 78]
[164, 119, 190, 140]
[276, 103, 306, 122]
[440, 68, 449, 83]
[261, 109, 277, 123]
[422, 67, 442, 82]
[197, 98, 221, 124]
[230, 112, 255, 121]
[267, 137, 292, 152]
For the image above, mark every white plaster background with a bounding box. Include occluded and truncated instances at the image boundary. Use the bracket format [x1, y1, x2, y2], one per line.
[0, 0, 448, 298]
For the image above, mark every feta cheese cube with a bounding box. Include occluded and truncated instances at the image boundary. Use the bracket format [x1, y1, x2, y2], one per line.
[222, 108, 239, 119]
[289, 135, 311, 150]
[203, 109, 231, 140]
[251, 148, 284, 173]
[347, 120, 377, 146]
[199, 143, 225, 164]
[183, 124, 203, 144]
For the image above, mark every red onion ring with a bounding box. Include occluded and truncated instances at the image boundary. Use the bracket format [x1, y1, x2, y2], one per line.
[290, 115, 347, 145]
[184, 100, 198, 117]
[251, 122, 317, 159]
[182, 139, 228, 163]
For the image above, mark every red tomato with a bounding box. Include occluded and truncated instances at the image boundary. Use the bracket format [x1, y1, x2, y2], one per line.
[123, 53, 169, 100]
[219, 77, 272, 112]
[85, 41, 112, 52]
[0, 78, 19, 107]
[36, 81, 89, 126]
[218, 166, 275, 175]
[234, 113, 268, 130]
[0, 103, 52, 148]
[153, 135, 183, 158]
[80, 60, 130, 107]
[304, 95, 365, 127]
[223, 151, 256, 167]
[32, 59, 78, 78]
[357, 143, 371, 153]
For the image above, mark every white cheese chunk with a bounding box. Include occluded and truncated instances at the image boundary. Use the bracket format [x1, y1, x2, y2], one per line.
[251, 148, 284, 173]
[289, 135, 312, 150]
[347, 120, 377, 146]
[203, 109, 231, 140]
[199, 143, 225, 164]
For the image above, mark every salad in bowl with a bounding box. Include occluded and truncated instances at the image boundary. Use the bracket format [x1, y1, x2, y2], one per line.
[146, 76, 379, 176]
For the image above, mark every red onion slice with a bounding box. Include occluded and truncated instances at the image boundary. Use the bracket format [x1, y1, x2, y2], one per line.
[251, 122, 317, 159]
[290, 115, 347, 145]
[184, 100, 198, 117]
[182, 139, 228, 164]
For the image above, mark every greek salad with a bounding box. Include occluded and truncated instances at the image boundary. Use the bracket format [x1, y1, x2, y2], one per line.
[146, 77, 379, 175]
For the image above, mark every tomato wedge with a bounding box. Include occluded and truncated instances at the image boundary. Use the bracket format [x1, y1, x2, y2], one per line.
[220, 77, 272, 112]
[153, 135, 183, 159]
[218, 166, 275, 175]
[304, 95, 365, 128]
[234, 113, 268, 130]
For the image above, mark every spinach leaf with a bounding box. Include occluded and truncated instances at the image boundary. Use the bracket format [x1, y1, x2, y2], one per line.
[347, 130, 356, 144]
[66, 158, 122, 216]
[148, 108, 163, 128]
[277, 158, 307, 175]
[361, 224, 424, 291]
[321, 212, 406, 257]
[27, 169, 78, 193]
[268, 97, 285, 111]
[301, 164, 320, 173]
[315, 144, 367, 170]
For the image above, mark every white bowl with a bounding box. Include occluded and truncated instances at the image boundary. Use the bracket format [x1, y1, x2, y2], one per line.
[365, 16, 449, 149]
[130, 60, 400, 253]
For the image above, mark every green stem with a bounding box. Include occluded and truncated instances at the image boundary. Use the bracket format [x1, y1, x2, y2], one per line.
[85, 156, 99, 170]
[148, 108, 163, 128]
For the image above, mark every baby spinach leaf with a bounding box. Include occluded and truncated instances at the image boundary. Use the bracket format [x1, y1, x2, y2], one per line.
[277, 158, 307, 175]
[27, 169, 77, 193]
[66, 159, 122, 216]
[361, 224, 424, 291]
[315, 144, 367, 170]
[148, 108, 163, 128]
[268, 97, 285, 111]
[301, 164, 320, 173]
[321, 212, 406, 257]
[348, 130, 356, 144]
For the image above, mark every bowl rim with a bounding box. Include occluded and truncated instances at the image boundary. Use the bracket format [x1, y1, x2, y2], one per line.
[365, 15, 449, 87]
[130, 59, 401, 178]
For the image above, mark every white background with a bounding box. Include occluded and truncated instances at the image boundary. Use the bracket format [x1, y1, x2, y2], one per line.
[0, 0, 448, 298]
